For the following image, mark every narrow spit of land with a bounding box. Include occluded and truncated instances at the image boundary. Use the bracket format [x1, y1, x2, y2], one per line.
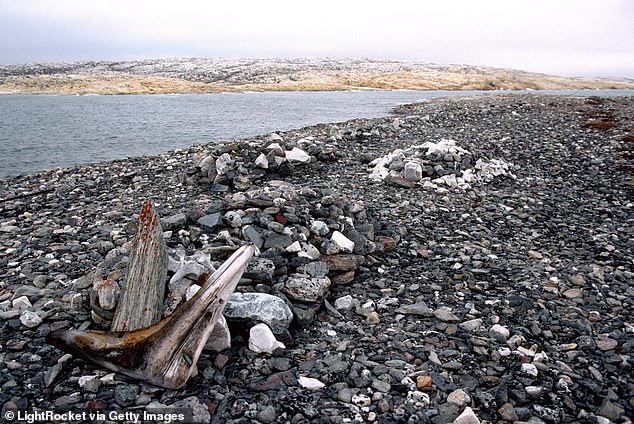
[0, 94, 632, 423]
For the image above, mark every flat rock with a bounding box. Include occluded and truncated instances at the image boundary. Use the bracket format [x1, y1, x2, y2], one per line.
[283, 276, 331, 302]
[224, 292, 293, 334]
[322, 254, 365, 271]
[197, 213, 223, 232]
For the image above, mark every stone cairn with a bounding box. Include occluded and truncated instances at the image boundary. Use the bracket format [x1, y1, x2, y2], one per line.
[84, 133, 399, 354]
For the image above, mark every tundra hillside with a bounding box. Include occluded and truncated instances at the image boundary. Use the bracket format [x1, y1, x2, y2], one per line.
[1, 58, 633, 95]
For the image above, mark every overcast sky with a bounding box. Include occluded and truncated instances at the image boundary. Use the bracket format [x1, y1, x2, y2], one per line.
[1, 0, 632, 78]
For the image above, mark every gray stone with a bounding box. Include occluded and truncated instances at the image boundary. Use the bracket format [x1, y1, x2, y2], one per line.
[20, 310, 42, 328]
[242, 225, 264, 249]
[225, 292, 293, 334]
[447, 389, 471, 408]
[283, 275, 331, 302]
[434, 306, 460, 322]
[264, 232, 293, 249]
[372, 379, 391, 393]
[204, 315, 231, 352]
[460, 318, 484, 333]
[489, 324, 510, 342]
[44, 363, 63, 387]
[114, 384, 140, 407]
[403, 161, 423, 182]
[396, 302, 434, 317]
[257, 405, 277, 423]
[197, 213, 223, 232]
[12, 296, 32, 310]
[244, 257, 275, 282]
[94, 279, 119, 311]
[223, 211, 243, 227]
[171, 396, 211, 424]
[334, 295, 356, 312]
[310, 220, 330, 236]
[161, 213, 187, 230]
[597, 399, 625, 422]
[297, 261, 329, 278]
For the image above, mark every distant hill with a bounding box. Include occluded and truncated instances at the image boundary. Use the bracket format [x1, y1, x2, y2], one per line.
[1, 58, 632, 95]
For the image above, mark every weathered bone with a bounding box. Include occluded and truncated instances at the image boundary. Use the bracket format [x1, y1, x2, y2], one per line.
[46, 244, 255, 389]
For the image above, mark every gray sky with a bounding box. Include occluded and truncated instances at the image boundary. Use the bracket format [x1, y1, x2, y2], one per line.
[1, 0, 633, 78]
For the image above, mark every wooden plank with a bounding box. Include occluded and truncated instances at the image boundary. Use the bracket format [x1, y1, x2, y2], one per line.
[111, 202, 168, 331]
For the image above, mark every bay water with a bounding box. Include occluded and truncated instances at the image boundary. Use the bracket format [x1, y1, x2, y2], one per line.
[0, 89, 631, 178]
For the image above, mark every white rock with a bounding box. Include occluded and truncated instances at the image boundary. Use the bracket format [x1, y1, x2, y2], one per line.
[298, 242, 321, 260]
[310, 220, 330, 236]
[204, 315, 231, 352]
[489, 324, 510, 342]
[20, 310, 42, 328]
[334, 295, 355, 312]
[407, 391, 430, 407]
[298, 376, 325, 390]
[255, 153, 269, 169]
[403, 162, 423, 182]
[215, 153, 234, 175]
[460, 318, 484, 333]
[447, 389, 471, 408]
[12, 296, 32, 310]
[78, 375, 101, 392]
[285, 147, 311, 164]
[453, 406, 481, 424]
[268, 133, 284, 142]
[286, 241, 302, 253]
[100, 373, 116, 385]
[248, 323, 285, 354]
[185, 284, 201, 301]
[331, 231, 354, 253]
[352, 394, 371, 406]
[78, 375, 99, 387]
[521, 363, 539, 377]
[525, 385, 543, 397]
[267, 143, 285, 156]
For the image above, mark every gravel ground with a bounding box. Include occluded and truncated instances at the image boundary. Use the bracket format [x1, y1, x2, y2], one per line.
[0, 94, 632, 423]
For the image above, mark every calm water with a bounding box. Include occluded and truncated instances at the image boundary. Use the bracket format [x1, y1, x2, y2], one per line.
[0, 89, 631, 177]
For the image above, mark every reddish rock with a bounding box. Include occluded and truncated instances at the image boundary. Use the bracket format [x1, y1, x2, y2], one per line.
[322, 254, 365, 271]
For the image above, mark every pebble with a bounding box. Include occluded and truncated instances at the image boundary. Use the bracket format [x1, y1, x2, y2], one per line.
[434, 306, 460, 322]
[19, 310, 42, 328]
[453, 406, 481, 424]
[489, 324, 510, 342]
[298, 376, 325, 390]
[248, 323, 285, 354]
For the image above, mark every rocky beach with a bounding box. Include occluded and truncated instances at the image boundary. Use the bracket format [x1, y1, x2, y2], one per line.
[0, 93, 633, 423]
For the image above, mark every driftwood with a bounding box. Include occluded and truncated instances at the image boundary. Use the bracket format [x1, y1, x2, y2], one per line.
[111, 202, 167, 331]
[47, 244, 255, 389]
[46, 202, 256, 389]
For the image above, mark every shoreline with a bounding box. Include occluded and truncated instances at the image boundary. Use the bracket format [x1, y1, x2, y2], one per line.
[0, 94, 632, 422]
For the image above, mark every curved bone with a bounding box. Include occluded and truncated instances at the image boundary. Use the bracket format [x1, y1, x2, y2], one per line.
[47, 245, 255, 389]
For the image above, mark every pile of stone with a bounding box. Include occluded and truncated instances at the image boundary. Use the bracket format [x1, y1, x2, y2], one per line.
[368, 138, 517, 190]
[86, 177, 398, 354]
[191, 133, 339, 191]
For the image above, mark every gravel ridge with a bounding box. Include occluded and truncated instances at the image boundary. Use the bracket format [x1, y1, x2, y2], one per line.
[0, 94, 632, 423]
